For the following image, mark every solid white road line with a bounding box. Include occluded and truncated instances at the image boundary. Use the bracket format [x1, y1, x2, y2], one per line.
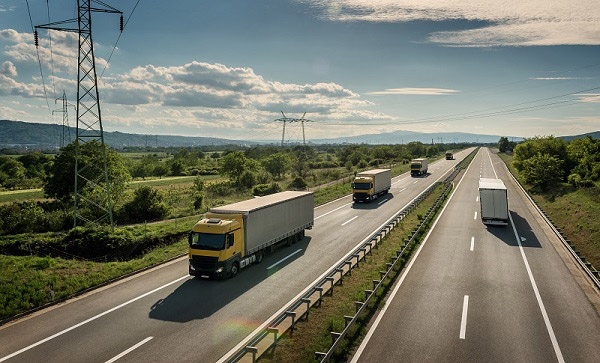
[486, 148, 498, 178]
[474, 211, 477, 220]
[267, 249, 303, 270]
[509, 214, 564, 362]
[350, 148, 478, 363]
[460, 295, 469, 339]
[314, 203, 351, 220]
[341, 216, 358, 226]
[0, 275, 189, 363]
[470, 237, 475, 251]
[104, 337, 153, 363]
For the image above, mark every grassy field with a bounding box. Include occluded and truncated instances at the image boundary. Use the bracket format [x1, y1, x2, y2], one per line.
[498, 153, 600, 270]
[263, 183, 449, 363]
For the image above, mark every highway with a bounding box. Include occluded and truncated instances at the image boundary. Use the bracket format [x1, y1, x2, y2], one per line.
[0, 149, 473, 363]
[351, 148, 600, 363]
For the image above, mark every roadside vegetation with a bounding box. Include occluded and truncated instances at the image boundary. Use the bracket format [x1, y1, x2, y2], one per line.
[262, 182, 451, 363]
[0, 141, 465, 321]
[497, 136, 600, 269]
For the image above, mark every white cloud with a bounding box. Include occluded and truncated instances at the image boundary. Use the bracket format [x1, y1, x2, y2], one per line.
[577, 94, 600, 103]
[300, 0, 600, 46]
[366, 88, 459, 95]
[0, 61, 17, 77]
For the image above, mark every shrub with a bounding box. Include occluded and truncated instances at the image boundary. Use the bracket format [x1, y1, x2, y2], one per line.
[193, 192, 204, 210]
[120, 186, 170, 223]
[240, 170, 256, 189]
[256, 170, 272, 184]
[568, 173, 582, 187]
[0, 201, 71, 235]
[288, 177, 307, 190]
[253, 182, 282, 196]
[206, 181, 234, 196]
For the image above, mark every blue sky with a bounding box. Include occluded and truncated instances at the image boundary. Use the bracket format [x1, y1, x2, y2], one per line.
[1, 0, 599, 141]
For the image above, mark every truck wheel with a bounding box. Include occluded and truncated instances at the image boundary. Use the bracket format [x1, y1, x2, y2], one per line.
[229, 263, 239, 278]
[256, 251, 264, 264]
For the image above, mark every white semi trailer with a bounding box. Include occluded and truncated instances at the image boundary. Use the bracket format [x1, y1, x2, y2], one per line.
[478, 178, 509, 226]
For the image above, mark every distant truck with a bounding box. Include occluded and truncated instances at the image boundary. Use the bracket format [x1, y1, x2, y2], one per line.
[478, 178, 509, 226]
[188, 191, 314, 278]
[352, 169, 391, 203]
[410, 158, 428, 176]
[445, 152, 454, 160]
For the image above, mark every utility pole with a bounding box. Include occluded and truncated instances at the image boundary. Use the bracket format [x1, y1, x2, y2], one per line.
[52, 91, 73, 148]
[274, 112, 313, 146]
[35, 0, 123, 230]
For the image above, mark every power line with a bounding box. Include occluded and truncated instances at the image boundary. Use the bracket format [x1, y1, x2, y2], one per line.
[25, 0, 50, 111]
[45, 0, 56, 99]
[99, 0, 141, 78]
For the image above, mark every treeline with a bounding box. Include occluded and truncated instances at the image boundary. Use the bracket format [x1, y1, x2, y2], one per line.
[509, 136, 600, 191]
[0, 153, 52, 189]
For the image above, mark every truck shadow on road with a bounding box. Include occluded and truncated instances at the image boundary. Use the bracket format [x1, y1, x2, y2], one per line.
[351, 194, 395, 210]
[147, 237, 312, 323]
[486, 211, 542, 248]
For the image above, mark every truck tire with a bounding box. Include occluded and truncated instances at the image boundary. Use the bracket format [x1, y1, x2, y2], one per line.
[229, 263, 239, 278]
[256, 250, 264, 264]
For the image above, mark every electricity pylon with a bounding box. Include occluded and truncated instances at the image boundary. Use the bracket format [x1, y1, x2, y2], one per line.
[35, 0, 123, 229]
[52, 91, 73, 148]
[274, 112, 313, 147]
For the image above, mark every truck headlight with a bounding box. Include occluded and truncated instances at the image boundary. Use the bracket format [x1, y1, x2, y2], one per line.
[216, 267, 224, 273]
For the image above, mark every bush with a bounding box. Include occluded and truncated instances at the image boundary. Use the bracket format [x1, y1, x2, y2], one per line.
[206, 181, 234, 196]
[568, 173, 582, 187]
[256, 170, 272, 184]
[0, 201, 71, 235]
[253, 182, 282, 196]
[240, 170, 256, 189]
[193, 192, 204, 210]
[120, 186, 170, 223]
[288, 177, 307, 190]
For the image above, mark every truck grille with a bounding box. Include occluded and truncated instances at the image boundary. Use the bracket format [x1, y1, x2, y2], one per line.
[354, 192, 368, 200]
[191, 255, 218, 270]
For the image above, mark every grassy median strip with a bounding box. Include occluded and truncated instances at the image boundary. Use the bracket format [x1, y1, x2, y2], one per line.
[262, 182, 451, 363]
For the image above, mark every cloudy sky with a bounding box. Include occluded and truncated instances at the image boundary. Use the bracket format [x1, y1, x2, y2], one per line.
[1, 0, 599, 142]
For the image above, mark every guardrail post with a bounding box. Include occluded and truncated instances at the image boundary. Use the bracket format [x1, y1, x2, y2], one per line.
[336, 268, 344, 285]
[285, 311, 297, 332]
[325, 276, 335, 295]
[315, 352, 327, 361]
[364, 289, 373, 299]
[355, 301, 364, 312]
[267, 327, 279, 350]
[330, 331, 342, 342]
[301, 298, 311, 320]
[315, 286, 324, 307]
[372, 279, 380, 289]
[246, 346, 258, 363]
[344, 315, 354, 327]
[344, 261, 353, 275]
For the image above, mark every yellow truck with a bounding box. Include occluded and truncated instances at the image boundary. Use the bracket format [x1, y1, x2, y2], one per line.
[410, 158, 428, 176]
[352, 169, 391, 203]
[188, 191, 314, 278]
[445, 152, 453, 160]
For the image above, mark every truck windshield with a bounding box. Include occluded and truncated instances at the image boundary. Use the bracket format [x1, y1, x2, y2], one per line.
[411, 163, 421, 169]
[353, 182, 372, 189]
[189, 232, 225, 250]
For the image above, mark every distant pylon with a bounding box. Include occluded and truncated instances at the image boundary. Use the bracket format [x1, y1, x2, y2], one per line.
[274, 112, 313, 146]
[52, 91, 73, 148]
[36, 0, 123, 229]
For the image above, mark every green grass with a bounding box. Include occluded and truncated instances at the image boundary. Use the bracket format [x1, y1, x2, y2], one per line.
[262, 183, 449, 363]
[498, 153, 600, 270]
[0, 189, 45, 203]
[0, 239, 188, 321]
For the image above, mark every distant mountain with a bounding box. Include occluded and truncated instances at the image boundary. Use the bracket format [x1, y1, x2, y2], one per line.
[310, 130, 523, 144]
[0, 120, 253, 149]
[560, 131, 600, 141]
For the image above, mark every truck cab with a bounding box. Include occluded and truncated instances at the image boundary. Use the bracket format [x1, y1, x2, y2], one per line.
[352, 175, 375, 202]
[188, 214, 244, 278]
[445, 152, 453, 160]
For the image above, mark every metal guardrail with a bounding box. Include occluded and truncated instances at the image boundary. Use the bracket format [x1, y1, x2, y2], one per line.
[502, 162, 600, 290]
[225, 148, 478, 363]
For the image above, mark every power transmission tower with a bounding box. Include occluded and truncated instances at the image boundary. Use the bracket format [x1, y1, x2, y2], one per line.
[35, 0, 123, 229]
[52, 91, 74, 148]
[274, 112, 313, 146]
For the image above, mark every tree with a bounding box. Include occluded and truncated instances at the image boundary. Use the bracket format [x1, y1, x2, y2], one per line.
[0, 157, 26, 186]
[17, 152, 51, 179]
[44, 141, 130, 202]
[513, 136, 569, 176]
[498, 137, 510, 152]
[262, 153, 289, 179]
[520, 153, 564, 191]
[121, 186, 170, 222]
[219, 151, 248, 184]
[170, 160, 185, 176]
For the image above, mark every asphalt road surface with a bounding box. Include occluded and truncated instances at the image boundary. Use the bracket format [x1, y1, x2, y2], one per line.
[0, 149, 473, 363]
[351, 148, 600, 363]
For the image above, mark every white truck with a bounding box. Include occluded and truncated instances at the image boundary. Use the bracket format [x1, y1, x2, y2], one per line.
[478, 178, 509, 225]
[189, 191, 314, 278]
[352, 169, 391, 203]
